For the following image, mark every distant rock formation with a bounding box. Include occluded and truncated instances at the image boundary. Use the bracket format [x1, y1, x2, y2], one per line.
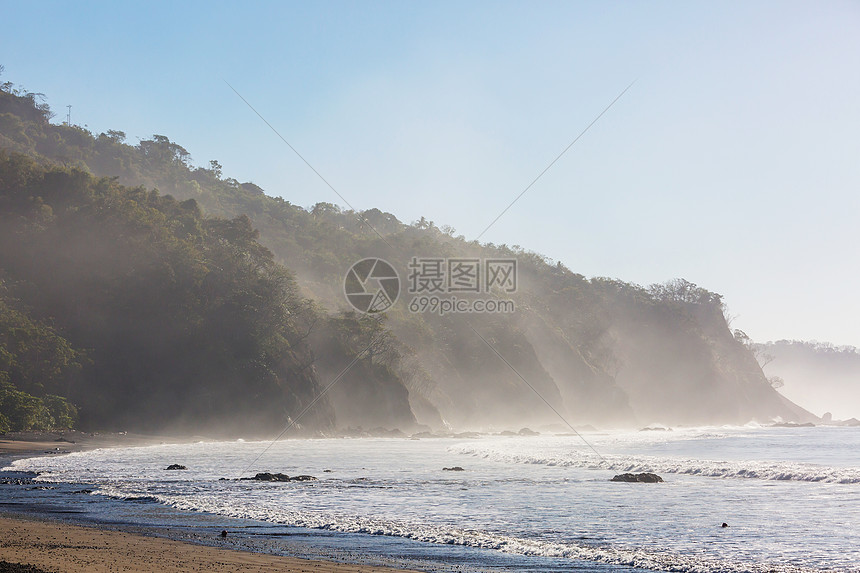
[165, 464, 187, 470]
[758, 340, 860, 421]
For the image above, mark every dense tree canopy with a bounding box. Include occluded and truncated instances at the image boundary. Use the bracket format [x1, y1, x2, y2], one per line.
[0, 150, 333, 433]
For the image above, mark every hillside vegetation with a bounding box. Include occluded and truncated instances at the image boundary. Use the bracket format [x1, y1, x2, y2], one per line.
[0, 71, 816, 433]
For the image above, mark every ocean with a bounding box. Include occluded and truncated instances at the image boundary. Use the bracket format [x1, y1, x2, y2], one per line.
[3, 425, 859, 572]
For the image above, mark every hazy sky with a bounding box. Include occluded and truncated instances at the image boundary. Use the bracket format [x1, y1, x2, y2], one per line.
[2, 1, 859, 347]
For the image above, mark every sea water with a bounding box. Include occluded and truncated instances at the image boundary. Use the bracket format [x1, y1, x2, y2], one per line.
[5, 425, 859, 572]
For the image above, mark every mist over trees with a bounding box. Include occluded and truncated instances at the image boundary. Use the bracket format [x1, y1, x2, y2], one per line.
[0, 150, 335, 433]
[754, 341, 860, 421]
[0, 71, 818, 434]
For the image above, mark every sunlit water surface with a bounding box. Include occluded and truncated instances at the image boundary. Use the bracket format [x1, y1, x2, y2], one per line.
[6, 426, 859, 572]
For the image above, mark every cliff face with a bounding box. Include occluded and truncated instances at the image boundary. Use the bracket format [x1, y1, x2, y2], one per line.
[521, 312, 634, 427]
[0, 80, 816, 432]
[608, 301, 817, 425]
[310, 313, 420, 432]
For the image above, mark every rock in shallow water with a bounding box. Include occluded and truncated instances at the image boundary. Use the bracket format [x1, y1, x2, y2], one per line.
[239, 472, 317, 482]
[610, 472, 663, 483]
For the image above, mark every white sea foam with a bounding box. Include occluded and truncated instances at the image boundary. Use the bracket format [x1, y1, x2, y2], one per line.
[89, 484, 820, 573]
[448, 444, 860, 484]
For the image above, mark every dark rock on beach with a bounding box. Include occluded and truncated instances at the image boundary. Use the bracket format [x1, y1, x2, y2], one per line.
[442, 466, 465, 471]
[165, 464, 187, 470]
[453, 431, 481, 439]
[370, 427, 406, 438]
[339, 427, 406, 438]
[241, 472, 291, 482]
[610, 472, 663, 483]
[240, 472, 317, 482]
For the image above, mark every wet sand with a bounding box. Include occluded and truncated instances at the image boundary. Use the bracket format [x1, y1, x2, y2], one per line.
[0, 515, 423, 573]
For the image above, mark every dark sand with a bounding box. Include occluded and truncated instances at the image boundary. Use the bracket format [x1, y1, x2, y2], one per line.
[0, 515, 423, 572]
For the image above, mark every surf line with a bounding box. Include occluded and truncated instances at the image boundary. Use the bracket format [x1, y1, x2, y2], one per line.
[470, 324, 607, 464]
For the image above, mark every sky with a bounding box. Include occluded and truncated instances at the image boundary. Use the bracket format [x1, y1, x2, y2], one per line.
[2, 0, 859, 347]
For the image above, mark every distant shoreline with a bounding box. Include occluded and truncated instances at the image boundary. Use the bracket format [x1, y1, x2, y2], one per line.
[0, 430, 188, 459]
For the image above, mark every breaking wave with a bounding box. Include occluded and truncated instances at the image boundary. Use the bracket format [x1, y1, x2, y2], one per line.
[90, 485, 823, 573]
[448, 444, 860, 484]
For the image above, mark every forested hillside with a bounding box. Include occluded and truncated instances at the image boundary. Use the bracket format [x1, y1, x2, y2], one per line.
[0, 71, 817, 432]
[0, 150, 342, 433]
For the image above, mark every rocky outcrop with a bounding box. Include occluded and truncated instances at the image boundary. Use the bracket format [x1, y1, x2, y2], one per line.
[239, 472, 317, 482]
[609, 473, 663, 483]
[611, 472, 663, 483]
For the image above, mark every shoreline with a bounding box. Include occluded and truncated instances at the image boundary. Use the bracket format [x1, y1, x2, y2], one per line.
[0, 430, 200, 463]
[1, 434, 430, 573]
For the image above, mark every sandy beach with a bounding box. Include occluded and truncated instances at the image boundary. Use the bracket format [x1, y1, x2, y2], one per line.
[0, 515, 423, 572]
[0, 431, 211, 458]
